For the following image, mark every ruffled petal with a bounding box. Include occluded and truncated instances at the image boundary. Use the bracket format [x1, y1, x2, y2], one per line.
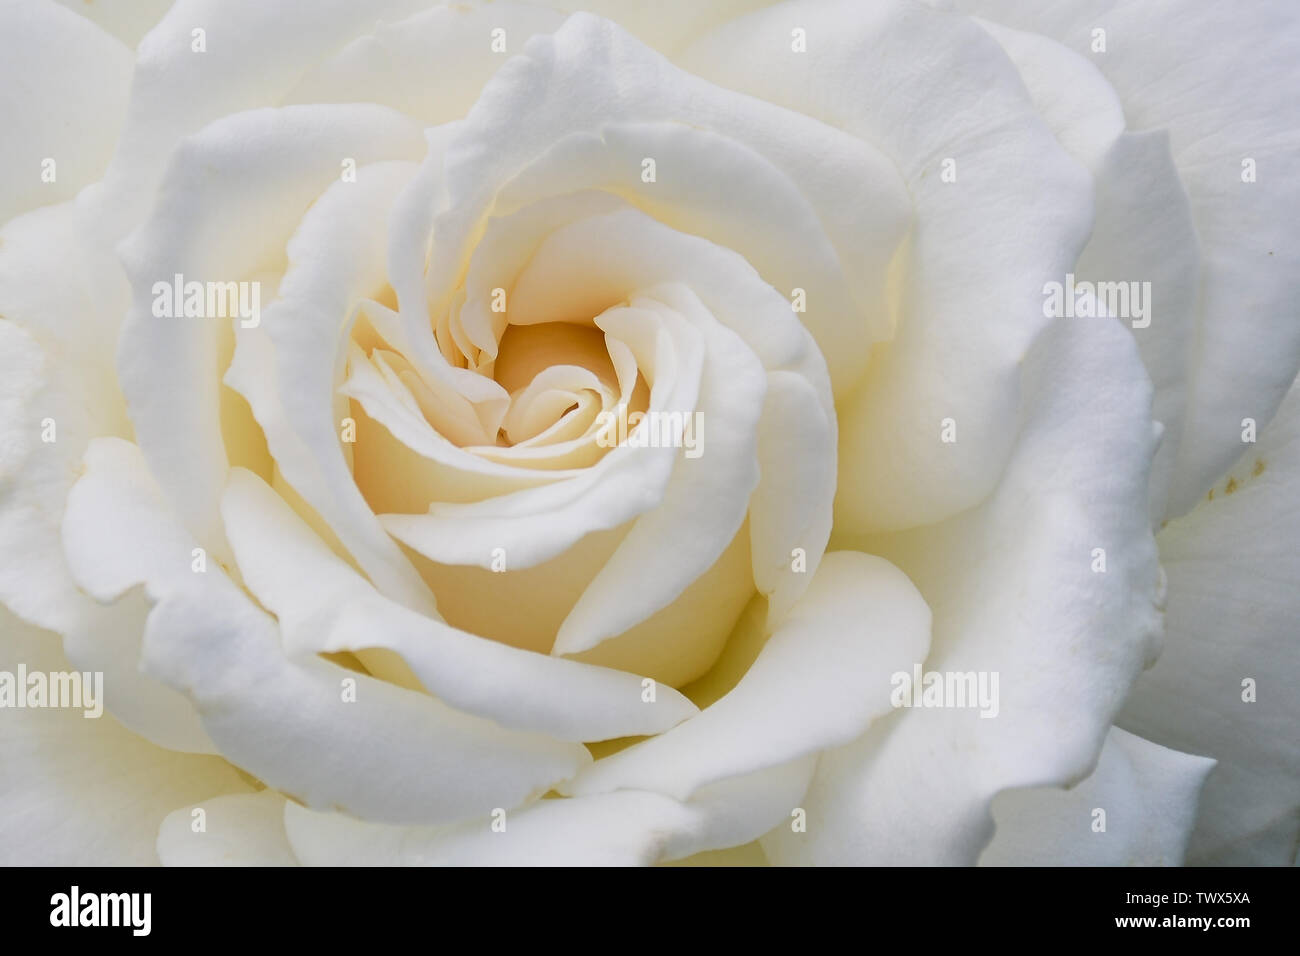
[63, 437, 591, 826]
[117, 104, 423, 562]
[791, 316, 1161, 864]
[281, 755, 815, 865]
[157, 791, 298, 866]
[94, 0, 434, 231]
[561, 552, 930, 801]
[425, 12, 908, 396]
[283, 2, 565, 126]
[681, 0, 1096, 531]
[0, 607, 251, 865]
[979, 728, 1214, 866]
[0, 0, 131, 221]
[1121, 378, 1300, 864]
[220, 466, 699, 742]
[970, 19, 1201, 523]
[945, 0, 1300, 518]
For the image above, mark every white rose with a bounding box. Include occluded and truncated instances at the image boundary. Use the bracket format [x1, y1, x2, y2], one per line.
[0, 0, 1296, 867]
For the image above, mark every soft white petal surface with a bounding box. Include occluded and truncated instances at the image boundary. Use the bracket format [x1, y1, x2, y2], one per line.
[283, 2, 565, 126]
[223, 154, 437, 613]
[0, 607, 252, 866]
[1121, 378, 1300, 865]
[63, 438, 591, 826]
[971, 19, 1201, 524]
[0, 0, 131, 222]
[117, 105, 423, 577]
[786, 316, 1162, 865]
[157, 791, 298, 867]
[53, 0, 174, 47]
[681, 0, 1096, 531]
[282, 755, 814, 865]
[95, 0, 434, 232]
[979, 728, 1214, 866]
[220, 467, 699, 741]
[944, 0, 1300, 518]
[561, 552, 931, 801]
[425, 13, 908, 395]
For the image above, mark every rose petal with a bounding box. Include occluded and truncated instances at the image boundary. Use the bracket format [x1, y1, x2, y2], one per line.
[554, 285, 768, 655]
[60, 588, 216, 755]
[0, 0, 131, 221]
[749, 371, 836, 624]
[660, 757, 817, 862]
[95, 0, 433, 231]
[282, 793, 693, 867]
[978, 728, 1214, 866]
[561, 551, 931, 801]
[945, 0, 1300, 518]
[281, 755, 815, 866]
[1121, 378, 1300, 864]
[157, 791, 298, 867]
[680, 0, 1096, 531]
[283, 2, 565, 126]
[0, 194, 139, 631]
[381, 286, 706, 575]
[427, 13, 909, 395]
[211, 146, 440, 613]
[17, 316, 215, 752]
[63, 437, 591, 826]
[220, 466, 699, 742]
[801, 316, 1161, 864]
[117, 105, 424, 589]
[52, 0, 174, 47]
[541, 0, 771, 57]
[0, 607, 252, 865]
[144, 585, 589, 827]
[384, 203, 831, 665]
[1075, 132, 1200, 524]
[0, 321, 96, 633]
[490, 120, 869, 369]
[972, 20, 1201, 524]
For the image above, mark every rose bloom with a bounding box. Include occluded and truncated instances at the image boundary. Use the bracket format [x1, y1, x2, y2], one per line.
[0, 0, 1296, 867]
